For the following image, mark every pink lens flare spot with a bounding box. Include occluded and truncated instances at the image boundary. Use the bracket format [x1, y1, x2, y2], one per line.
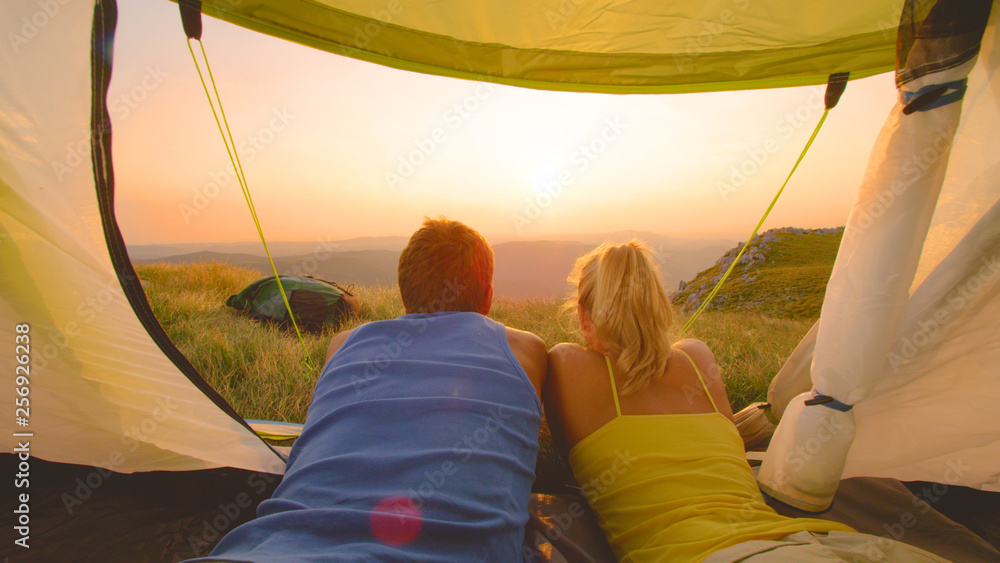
[370, 495, 422, 546]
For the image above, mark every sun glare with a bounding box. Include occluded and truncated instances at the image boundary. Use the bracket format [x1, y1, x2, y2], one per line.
[109, 0, 897, 245]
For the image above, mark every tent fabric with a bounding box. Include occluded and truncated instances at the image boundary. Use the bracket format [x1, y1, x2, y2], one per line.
[186, 0, 902, 94]
[758, 0, 999, 511]
[5, 453, 995, 562]
[1, 0, 998, 555]
[0, 0, 281, 474]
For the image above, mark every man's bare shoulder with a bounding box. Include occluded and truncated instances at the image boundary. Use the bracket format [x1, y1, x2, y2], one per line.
[503, 326, 547, 397]
[504, 326, 547, 356]
[325, 327, 356, 363]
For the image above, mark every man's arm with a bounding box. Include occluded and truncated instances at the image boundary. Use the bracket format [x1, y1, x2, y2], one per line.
[325, 328, 355, 363]
[505, 327, 548, 400]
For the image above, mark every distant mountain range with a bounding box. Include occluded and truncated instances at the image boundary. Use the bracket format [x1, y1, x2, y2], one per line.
[126, 236, 409, 261]
[130, 231, 735, 300]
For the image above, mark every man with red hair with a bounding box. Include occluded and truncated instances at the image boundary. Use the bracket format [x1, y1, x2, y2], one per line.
[195, 217, 547, 562]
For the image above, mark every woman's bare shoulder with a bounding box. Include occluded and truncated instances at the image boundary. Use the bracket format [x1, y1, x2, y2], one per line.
[549, 341, 587, 358]
[549, 342, 603, 369]
[674, 337, 714, 355]
[673, 338, 718, 367]
[673, 338, 733, 419]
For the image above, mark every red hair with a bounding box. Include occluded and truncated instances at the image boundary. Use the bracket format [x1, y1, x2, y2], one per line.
[398, 217, 493, 314]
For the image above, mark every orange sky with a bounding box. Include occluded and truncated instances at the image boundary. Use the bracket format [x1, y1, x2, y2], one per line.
[109, 0, 898, 246]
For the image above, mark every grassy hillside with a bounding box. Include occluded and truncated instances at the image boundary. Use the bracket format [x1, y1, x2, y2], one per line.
[137, 261, 812, 421]
[671, 227, 843, 319]
[137, 261, 814, 488]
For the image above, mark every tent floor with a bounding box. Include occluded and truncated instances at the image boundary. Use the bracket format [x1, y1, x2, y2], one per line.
[1, 453, 281, 561]
[4, 454, 999, 561]
[903, 481, 1000, 551]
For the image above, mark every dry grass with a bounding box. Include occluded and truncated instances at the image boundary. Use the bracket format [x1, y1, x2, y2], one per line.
[136, 261, 813, 488]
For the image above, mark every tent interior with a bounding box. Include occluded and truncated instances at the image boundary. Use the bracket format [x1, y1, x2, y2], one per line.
[2, 0, 1000, 560]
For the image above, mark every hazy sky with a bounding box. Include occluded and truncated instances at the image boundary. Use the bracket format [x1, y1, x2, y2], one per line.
[109, 0, 898, 245]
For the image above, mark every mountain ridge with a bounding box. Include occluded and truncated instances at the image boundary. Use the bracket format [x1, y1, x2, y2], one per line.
[135, 235, 736, 300]
[671, 227, 844, 319]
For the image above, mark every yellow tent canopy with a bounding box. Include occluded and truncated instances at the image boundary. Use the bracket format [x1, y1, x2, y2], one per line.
[188, 0, 904, 93]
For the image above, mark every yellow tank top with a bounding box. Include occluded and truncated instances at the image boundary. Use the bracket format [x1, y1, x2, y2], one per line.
[568, 349, 854, 562]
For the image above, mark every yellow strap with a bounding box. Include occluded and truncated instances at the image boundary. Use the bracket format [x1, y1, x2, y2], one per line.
[674, 349, 718, 414]
[680, 108, 831, 336]
[247, 419, 305, 441]
[185, 38, 314, 375]
[605, 355, 622, 417]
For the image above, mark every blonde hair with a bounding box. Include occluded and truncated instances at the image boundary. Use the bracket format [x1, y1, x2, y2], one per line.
[398, 217, 493, 314]
[565, 240, 675, 394]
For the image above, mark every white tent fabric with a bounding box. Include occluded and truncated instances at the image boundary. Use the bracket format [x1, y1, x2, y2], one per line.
[759, 4, 1000, 510]
[0, 0, 281, 474]
[1, 0, 996, 501]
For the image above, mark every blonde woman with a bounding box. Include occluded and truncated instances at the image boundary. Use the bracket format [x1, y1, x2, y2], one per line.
[543, 240, 947, 562]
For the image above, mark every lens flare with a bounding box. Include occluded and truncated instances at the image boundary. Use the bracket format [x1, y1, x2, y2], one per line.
[370, 495, 422, 546]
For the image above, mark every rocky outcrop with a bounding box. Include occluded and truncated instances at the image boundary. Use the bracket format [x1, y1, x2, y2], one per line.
[672, 226, 844, 316]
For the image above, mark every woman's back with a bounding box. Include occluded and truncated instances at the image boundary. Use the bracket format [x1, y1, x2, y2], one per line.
[546, 338, 732, 451]
[556, 343, 851, 562]
[546, 241, 945, 562]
